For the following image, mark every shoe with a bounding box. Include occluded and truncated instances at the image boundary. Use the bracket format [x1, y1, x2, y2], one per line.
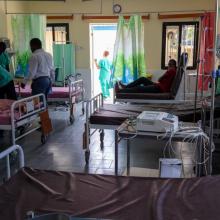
[119, 81, 126, 89]
[115, 82, 120, 93]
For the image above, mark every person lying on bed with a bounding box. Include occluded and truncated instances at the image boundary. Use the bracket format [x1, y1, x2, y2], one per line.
[115, 59, 177, 93]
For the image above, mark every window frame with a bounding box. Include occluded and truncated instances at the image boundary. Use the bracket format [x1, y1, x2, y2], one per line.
[161, 21, 199, 70]
[46, 23, 70, 43]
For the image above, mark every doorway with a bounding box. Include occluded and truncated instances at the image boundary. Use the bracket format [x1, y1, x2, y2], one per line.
[90, 24, 117, 100]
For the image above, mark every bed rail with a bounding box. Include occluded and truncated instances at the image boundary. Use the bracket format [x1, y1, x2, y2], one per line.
[84, 93, 103, 163]
[68, 79, 85, 123]
[86, 93, 103, 119]
[11, 94, 47, 144]
[69, 79, 84, 102]
[0, 145, 24, 180]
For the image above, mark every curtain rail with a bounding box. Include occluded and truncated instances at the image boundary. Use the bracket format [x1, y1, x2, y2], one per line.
[47, 15, 74, 20]
[81, 15, 150, 20]
[158, 13, 204, 19]
[5, 9, 214, 16]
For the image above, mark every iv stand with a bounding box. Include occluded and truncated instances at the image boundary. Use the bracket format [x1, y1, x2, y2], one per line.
[61, 31, 66, 87]
[193, 22, 206, 122]
[207, 0, 218, 175]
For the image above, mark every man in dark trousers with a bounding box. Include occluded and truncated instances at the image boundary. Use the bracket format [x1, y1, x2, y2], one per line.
[21, 38, 55, 99]
[116, 59, 177, 93]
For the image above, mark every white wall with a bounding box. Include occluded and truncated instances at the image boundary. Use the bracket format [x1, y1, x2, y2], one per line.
[3, 0, 216, 98]
[0, 1, 7, 37]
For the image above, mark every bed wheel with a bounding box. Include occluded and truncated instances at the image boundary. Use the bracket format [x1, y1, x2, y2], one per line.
[100, 140, 104, 151]
[41, 135, 47, 144]
[2, 177, 6, 184]
[19, 126, 25, 135]
[99, 130, 104, 150]
[9, 152, 17, 165]
[70, 115, 75, 124]
[85, 151, 90, 164]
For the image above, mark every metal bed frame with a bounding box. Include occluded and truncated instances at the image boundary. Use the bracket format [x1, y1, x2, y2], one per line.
[0, 145, 24, 180]
[113, 96, 193, 104]
[53, 79, 85, 124]
[16, 79, 85, 124]
[83, 93, 214, 166]
[83, 93, 120, 163]
[0, 94, 47, 145]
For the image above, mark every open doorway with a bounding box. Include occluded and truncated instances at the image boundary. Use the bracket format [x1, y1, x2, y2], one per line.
[90, 24, 117, 101]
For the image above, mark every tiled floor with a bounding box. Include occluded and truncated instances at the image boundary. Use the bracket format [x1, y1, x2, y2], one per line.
[1, 103, 197, 178]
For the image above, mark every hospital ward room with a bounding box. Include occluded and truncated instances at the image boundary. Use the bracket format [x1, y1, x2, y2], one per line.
[1, 0, 220, 219]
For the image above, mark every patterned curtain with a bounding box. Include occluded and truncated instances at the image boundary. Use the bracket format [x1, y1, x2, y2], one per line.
[11, 14, 46, 77]
[112, 15, 146, 84]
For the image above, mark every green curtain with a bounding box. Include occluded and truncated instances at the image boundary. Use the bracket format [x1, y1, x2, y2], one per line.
[11, 14, 46, 77]
[112, 15, 146, 84]
[53, 43, 75, 85]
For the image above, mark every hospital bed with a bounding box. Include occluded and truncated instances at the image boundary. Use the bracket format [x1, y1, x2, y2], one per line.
[83, 93, 220, 163]
[0, 165, 220, 220]
[114, 53, 189, 104]
[0, 145, 24, 180]
[0, 94, 47, 145]
[16, 79, 85, 124]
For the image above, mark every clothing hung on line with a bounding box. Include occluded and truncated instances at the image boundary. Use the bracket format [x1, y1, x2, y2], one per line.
[99, 58, 111, 98]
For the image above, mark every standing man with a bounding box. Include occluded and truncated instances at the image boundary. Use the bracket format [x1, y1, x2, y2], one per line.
[21, 38, 55, 99]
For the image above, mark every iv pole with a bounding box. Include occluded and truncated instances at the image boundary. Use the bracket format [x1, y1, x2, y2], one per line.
[53, 31, 67, 87]
[207, 0, 218, 175]
[201, 27, 209, 98]
[61, 31, 66, 87]
[193, 21, 207, 122]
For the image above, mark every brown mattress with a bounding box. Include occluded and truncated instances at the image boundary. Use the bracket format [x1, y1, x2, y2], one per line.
[116, 92, 173, 100]
[89, 103, 207, 125]
[0, 167, 220, 220]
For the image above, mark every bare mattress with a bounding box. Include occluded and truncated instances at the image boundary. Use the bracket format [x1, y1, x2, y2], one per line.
[0, 167, 220, 220]
[89, 101, 220, 125]
[16, 85, 81, 99]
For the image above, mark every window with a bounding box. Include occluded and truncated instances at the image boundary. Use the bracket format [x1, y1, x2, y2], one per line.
[161, 22, 199, 69]
[46, 23, 70, 55]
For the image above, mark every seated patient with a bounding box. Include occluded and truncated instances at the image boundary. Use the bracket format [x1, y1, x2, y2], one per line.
[116, 59, 177, 93]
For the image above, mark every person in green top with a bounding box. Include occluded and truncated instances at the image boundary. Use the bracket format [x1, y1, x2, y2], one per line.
[0, 42, 10, 72]
[0, 65, 17, 100]
[94, 51, 112, 98]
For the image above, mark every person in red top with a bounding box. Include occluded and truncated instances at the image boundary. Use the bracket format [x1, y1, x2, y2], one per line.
[116, 59, 177, 93]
